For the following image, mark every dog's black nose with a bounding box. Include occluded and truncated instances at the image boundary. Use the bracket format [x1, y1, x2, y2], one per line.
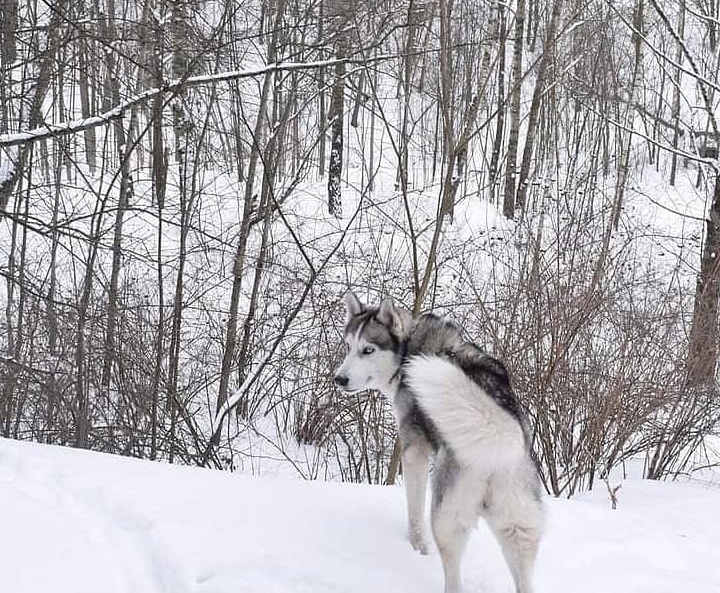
[334, 374, 348, 387]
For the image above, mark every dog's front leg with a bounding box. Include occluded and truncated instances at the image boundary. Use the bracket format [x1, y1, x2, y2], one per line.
[401, 439, 431, 554]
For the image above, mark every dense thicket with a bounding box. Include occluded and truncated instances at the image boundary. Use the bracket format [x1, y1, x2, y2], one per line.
[1, 0, 718, 495]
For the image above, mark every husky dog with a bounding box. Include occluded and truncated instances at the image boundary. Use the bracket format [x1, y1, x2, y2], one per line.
[334, 292, 544, 593]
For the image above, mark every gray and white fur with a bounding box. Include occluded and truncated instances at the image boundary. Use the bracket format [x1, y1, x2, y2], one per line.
[334, 292, 544, 593]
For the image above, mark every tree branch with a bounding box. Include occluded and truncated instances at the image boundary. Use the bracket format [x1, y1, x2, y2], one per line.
[0, 56, 394, 148]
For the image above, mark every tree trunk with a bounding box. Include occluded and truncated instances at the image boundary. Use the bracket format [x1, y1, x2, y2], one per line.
[516, 0, 564, 213]
[1, 0, 18, 67]
[489, 1, 507, 204]
[327, 46, 346, 217]
[149, 6, 169, 459]
[212, 0, 287, 450]
[74, 223, 103, 449]
[101, 0, 135, 392]
[669, 0, 686, 186]
[611, 0, 643, 230]
[502, 0, 525, 219]
[436, 0, 455, 219]
[686, 175, 720, 387]
[317, 0, 326, 177]
[78, 34, 97, 173]
[0, 0, 69, 213]
[1, 168, 29, 437]
[327, 0, 353, 217]
[234, 70, 294, 418]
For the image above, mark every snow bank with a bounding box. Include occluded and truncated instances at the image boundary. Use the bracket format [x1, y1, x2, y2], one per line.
[1, 437, 719, 593]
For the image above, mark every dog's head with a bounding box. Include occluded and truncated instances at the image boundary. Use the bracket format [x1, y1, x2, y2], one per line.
[333, 292, 410, 395]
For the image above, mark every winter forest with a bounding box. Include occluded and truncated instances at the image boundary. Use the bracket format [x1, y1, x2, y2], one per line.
[1, 0, 719, 497]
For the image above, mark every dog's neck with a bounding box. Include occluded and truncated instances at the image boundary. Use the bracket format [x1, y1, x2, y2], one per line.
[383, 335, 409, 397]
[377, 378, 400, 399]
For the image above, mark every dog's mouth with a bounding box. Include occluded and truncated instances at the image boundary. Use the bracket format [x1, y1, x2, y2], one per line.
[336, 376, 372, 394]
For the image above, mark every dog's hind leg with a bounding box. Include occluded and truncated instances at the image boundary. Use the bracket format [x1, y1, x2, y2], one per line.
[400, 435, 432, 554]
[483, 464, 544, 593]
[432, 507, 469, 593]
[488, 521, 541, 593]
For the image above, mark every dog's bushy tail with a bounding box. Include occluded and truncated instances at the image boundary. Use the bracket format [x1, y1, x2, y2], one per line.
[404, 355, 526, 470]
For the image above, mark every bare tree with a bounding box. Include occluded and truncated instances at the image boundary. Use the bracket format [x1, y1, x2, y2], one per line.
[503, 0, 526, 218]
[214, 0, 288, 445]
[516, 0, 565, 213]
[327, 0, 354, 217]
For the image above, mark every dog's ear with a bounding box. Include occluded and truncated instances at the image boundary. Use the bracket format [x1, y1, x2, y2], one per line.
[377, 298, 405, 335]
[345, 291, 364, 320]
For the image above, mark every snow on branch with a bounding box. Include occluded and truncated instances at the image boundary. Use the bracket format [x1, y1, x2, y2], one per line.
[0, 56, 391, 148]
[0, 88, 156, 148]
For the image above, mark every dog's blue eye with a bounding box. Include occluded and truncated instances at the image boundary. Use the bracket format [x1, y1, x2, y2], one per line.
[362, 346, 375, 355]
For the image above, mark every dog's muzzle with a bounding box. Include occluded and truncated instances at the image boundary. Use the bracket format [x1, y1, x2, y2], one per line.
[334, 374, 349, 388]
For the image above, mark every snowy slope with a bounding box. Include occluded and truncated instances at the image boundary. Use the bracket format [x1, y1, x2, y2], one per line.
[1, 437, 719, 593]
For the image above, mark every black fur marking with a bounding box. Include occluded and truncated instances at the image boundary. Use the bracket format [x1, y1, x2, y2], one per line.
[401, 313, 526, 425]
[345, 308, 402, 352]
[451, 343, 525, 423]
[431, 447, 459, 511]
[398, 391, 442, 451]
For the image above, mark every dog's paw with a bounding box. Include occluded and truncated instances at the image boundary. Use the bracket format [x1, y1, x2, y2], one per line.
[409, 530, 430, 555]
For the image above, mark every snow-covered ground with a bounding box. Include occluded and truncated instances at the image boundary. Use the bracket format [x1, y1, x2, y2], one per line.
[1, 438, 719, 593]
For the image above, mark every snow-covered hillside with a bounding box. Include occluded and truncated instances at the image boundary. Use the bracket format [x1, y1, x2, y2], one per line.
[1, 438, 718, 593]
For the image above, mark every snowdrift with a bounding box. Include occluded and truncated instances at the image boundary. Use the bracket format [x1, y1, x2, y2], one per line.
[1, 437, 718, 593]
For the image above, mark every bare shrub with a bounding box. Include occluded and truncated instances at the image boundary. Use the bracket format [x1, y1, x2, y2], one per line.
[461, 191, 699, 495]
